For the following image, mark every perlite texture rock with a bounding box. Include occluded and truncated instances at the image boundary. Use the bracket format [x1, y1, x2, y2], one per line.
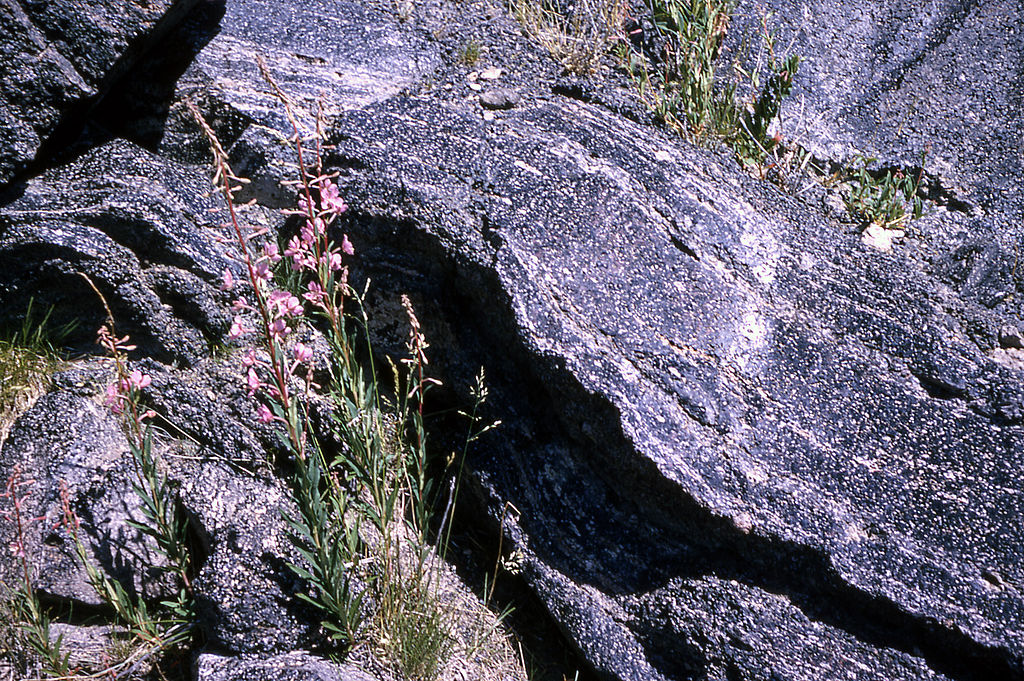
[0, 0, 200, 185]
[1, 0, 1022, 679]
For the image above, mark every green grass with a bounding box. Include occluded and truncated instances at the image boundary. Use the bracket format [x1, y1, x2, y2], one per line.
[459, 39, 482, 66]
[623, 1, 799, 172]
[0, 300, 74, 437]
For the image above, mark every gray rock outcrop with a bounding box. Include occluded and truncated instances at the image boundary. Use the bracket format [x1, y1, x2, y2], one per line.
[0, 0, 201, 184]
[1, 0, 1022, 680]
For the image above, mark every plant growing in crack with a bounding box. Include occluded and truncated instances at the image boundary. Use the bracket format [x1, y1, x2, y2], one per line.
[189, 60, 505, 679]
[622, 0, 800, 172]
[844, 150, 928, 232]
[0, 466, 72, 679]
[1, 298, 196, 677]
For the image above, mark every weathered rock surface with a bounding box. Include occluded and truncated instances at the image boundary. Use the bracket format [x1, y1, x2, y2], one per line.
[0, 0, 201, 185]
[0, 139, 237, 365]
[1, 0, 1023, 680]
[195, 652, 378, 681]
[0, 381, 165, 607]
[730, 0, 1024, 221]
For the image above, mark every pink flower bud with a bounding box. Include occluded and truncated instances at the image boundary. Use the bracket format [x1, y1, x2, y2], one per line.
[341, 234, 354, 256]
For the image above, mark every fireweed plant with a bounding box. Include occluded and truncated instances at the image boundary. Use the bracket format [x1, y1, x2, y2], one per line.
[89, 318, 195, 647]
[188, 64, 490, 677]
[1, 299, 195, 678]
[0, 466, 72, 679]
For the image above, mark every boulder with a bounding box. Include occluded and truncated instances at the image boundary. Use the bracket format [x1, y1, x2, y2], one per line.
[0, 0, 201, 185]
[1, 0, 1022, 679]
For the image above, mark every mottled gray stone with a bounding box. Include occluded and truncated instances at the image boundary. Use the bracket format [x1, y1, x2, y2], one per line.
[0, 138, 236, 366]
[0, 0, 200, 184]
[480, 88, 520, 110]
[1, 0, 1022, 679]
[195, 652, 378, 681]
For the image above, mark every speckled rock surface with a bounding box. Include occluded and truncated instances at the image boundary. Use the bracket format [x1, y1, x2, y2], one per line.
[0, 0, 200, 184]
[0, 0, 1021, 679]
[0, 139, 235, 365]
[195, 651, 378, 681]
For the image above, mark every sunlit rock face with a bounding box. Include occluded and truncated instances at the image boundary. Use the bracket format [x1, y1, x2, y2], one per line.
[1, 1, 1022, 679]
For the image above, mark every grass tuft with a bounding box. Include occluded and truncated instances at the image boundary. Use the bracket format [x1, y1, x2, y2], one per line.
[623, 1, 799, 173]
[510, 0, 628, 74]
[0, 300, 74, 441]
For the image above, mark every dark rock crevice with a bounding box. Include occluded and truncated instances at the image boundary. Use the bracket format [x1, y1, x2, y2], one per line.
[338, 197, 1022, 680]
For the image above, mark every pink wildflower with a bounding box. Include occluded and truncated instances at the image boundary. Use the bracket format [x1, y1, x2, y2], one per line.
[293, 343, 313, 364]
[128, 370, 152, 390]
[341, 234, 354, 256]
[254, 260, 273, 282]
[104, 384, 123, 413]
[228, 315, 248, 340]
[323, 251, 344, 272]
[256, 403, 274, 424]
[268, 291, 303, 317]
[269, 317, 289, 342]
[303, 281, 326, 306]
[320, 181, 347, 215]
[284, 235, 303, 258]
[220, 268, 235, 291]
[263, 242, 282, 263]
[284, 295, 303, 316]
[242, 348, 258, 368]
[300, 221, 316, 246]
[247, 367, 260, 397]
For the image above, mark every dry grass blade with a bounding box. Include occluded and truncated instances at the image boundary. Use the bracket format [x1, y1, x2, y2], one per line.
[511, 0, 627, 74]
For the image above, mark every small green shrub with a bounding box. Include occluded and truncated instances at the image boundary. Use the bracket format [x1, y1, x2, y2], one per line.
[844, 154, 926, 231]
[623, 1, 799, 171]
